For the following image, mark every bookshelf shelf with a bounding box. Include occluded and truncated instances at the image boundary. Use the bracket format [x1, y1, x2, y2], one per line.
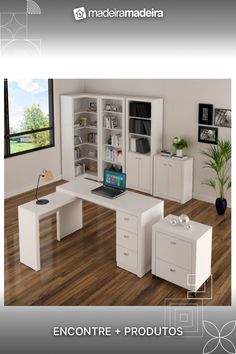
[61, 94, 100, 180]
[129, 132, 151, 138]
[103, 159, 123, 166]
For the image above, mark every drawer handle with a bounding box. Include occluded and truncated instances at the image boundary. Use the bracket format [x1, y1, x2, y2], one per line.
[170, 268, 176, 272]
[170, 241, 176, 245]
[124, 252, 129, 256]
[124, 217, 129, 221]
[124, 235, 129, 239]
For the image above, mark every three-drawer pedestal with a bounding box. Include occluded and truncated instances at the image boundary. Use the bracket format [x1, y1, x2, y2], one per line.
[152, 215, 212, 292]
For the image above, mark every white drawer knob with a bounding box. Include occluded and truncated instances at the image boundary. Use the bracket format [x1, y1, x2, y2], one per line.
[124, 252, 129, 256]
[170, 241, 176, 245]
[170, 268, 176, 272]
[124, 235, 129, 239]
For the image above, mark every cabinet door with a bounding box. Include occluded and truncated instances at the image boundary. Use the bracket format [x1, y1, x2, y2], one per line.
[139, 156, 151, 193]
[168, 162, 182, 201]
[154, 159, 169, 197]
[126, 154, 139, 189]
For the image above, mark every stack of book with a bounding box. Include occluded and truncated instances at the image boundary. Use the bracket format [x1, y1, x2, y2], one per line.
[129, 119, 151, 135]
[110, 134, 122, 147]
[105, 148, 123, 164]
[129, 101, 151, 118]
[104, 116, 118, 129]
[130, 137, 150, 153]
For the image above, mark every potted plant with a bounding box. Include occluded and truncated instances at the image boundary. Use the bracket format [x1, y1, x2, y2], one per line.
[172, 137, 188, 157]
[201, 139, 231, 215]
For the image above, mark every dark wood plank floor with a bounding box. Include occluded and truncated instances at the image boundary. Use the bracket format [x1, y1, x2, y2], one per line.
[4, 181, 231, 306]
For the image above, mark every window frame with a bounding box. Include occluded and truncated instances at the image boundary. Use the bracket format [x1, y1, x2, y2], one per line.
[4, 79, 55, 158]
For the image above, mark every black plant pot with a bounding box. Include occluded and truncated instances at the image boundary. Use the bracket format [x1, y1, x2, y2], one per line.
[215, 198, 227, 215]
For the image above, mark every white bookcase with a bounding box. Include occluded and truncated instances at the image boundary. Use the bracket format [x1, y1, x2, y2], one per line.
[99, 96, 125, 179]
[126, 97, 163, 194]
[61, 94, 100, 181]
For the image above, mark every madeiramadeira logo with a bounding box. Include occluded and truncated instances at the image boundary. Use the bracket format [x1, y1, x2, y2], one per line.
[73, 7, 164, 21]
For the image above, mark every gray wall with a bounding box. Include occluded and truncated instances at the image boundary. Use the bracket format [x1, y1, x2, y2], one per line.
[85, 79, 231, 204]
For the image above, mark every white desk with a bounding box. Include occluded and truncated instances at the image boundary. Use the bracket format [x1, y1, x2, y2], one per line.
[18, 192, 82, 271]
[56, 178, 164, 277]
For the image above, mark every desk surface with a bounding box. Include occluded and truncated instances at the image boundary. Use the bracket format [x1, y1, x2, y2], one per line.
[57, 178, 163, 216]
[18, 192, 76, 216]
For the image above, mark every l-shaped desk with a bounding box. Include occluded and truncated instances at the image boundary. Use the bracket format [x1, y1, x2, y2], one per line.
[19, 177, 164, 277]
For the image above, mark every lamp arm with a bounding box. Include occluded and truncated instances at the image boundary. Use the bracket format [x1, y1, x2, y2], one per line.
[35, 174, 43, 201]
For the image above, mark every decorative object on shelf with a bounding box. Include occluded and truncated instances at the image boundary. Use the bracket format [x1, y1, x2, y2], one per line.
[160, 149, 173, 157]
[87, 102, 97, 112]
[198, 126, 218, 144]
[35, 169, 54, 205]
[111, 104, 117, 112]
[214, 108, 231, 128]
[172, 136, 188, 157]
[79, 116, 87, 127]
[105, 103, 111, 111]
[198, 103, 213, 125]
[201, 139, 231, 215]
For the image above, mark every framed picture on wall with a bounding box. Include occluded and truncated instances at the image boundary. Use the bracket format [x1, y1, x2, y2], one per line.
[198, 126, 218, 144]
[198, 103, 213, 125]
[214, 108, 231, 128]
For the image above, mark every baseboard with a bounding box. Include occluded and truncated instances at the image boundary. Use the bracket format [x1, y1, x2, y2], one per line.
[193, 192, 231, 208]
[4, 175, 62, 199]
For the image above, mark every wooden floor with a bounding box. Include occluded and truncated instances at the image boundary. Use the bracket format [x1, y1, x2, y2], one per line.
[4, 181, 231, 306]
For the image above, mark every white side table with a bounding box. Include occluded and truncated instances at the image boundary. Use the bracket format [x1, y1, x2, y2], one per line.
[18, 192, 82, 271]
[152, 215, 212, 292]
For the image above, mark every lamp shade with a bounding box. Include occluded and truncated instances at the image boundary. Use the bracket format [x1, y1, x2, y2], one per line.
[41, 170, 54, 183]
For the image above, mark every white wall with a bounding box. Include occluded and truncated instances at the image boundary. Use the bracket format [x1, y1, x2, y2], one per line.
[4, 79, 85, 198]
[84, 79, 231, 204]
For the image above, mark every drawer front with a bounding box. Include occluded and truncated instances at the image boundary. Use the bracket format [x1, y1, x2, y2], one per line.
[155, 231, 192, 270]
[116, 245, 137, 270]
[155, 258, 189, 289]
[116, 228, 137, 252]
[117, 212, 138, 234]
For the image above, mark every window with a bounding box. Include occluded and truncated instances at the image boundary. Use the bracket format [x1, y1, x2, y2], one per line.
[4, 79, 54, 158]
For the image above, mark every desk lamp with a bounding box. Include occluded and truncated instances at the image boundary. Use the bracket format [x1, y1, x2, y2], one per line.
[35, 169, 54, 205]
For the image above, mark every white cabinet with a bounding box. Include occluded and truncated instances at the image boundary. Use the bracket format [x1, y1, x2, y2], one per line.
[153, 155, 193, 203]
[152, 215, 212, 292]
[127, 153, 152, 193]
[126, 97, 163, 194]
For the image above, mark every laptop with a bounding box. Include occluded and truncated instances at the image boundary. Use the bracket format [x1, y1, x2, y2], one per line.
[91, 169, 126, 199]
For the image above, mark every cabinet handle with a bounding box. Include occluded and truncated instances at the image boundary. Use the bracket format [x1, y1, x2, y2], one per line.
[169, 164, 172, 167]
[124, 235, 129, 239]
[170, 241, 176, 245]
[170, 268, 176, 272]
[124, 252, 129, 256]
[124, 217, 129, 221]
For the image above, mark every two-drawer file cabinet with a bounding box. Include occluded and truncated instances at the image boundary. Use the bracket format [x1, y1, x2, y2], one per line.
[152, 215, 212, 292]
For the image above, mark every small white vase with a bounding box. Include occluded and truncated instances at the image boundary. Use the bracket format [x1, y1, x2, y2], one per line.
[176, 149, 183, 157]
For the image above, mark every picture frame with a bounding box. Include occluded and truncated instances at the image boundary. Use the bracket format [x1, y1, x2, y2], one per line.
[198, 126, 218, 144]
[198, 103, 213, 125]
[214, 108, 231, 128]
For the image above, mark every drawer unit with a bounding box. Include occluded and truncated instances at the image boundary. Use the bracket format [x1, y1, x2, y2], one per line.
[155, 232, 192, 270]
[116, 228, 137, 252]
[152, 214, 212, 292]
[116, 211, 138, 234]
[116, 245, 137, 271]
[155, 259, 188, 289]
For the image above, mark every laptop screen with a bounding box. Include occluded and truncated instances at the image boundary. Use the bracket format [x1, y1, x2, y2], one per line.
[104, 170, 126, 191]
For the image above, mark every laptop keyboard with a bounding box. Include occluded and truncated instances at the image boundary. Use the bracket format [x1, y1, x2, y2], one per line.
[99, 186, 122, 196]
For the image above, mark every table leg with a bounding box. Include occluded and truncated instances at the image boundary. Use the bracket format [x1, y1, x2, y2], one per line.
[18, 207, 40, 271]
[56, 199, 83, 241]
